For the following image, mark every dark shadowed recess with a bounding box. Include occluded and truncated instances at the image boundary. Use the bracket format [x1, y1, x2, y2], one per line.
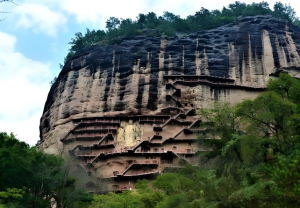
[136, 76, 145, 113]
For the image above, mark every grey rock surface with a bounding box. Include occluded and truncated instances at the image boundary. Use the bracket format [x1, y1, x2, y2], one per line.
[40, 15, 300, 144]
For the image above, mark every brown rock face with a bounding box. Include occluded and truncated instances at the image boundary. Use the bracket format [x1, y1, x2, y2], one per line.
[39, 15, 300, 191]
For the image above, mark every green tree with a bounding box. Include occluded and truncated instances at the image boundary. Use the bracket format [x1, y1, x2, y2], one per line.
[106, 17, 120, 31]
[236, 91, 298, 152]
[137, 13, 146, 29]
[242, 2, 272, 16]
[89, 191, 140, 208]
[273, 2, 297, 22]
[266, 149, 300, 206]
[145, 12, 159, 29]
[0, 187, 26, 207]
[228, 1, 247, 16]
[135, 179, 165, 208]
[162, 11, 179, 22]
[0, 132, 85, 208]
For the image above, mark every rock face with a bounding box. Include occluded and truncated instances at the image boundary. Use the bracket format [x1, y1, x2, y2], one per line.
[39, 15, 300, 191]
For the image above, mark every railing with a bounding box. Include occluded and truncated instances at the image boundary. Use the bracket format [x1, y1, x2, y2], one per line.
[167, 82, 178, 90]
[82, 151, 93, 155]
[77, 133, 91, 138]
[60, 124, 81, 141]
[140, 150, 151, 153]
[170, 78, 266, 89]
[189, 119, 200, 128]
[121, 160, 159, 175]
[128, 138, 155, 152]
[94, 126, 117, 130]
[94, 133, 108, 137]
[168, 94, 181, 102]
[124, 169, 159, 177]
[127, 160, 158, 166]
[81, 150, 118, 158]
[139, 118, 167, 123]
[75, 126, 117, 131]
[139, 149, 194, 154]
[153, 112, 181, 128]
[162, 104, 178, 109]
[73, 126, 117, 134]
[170, 119, 200, 139]
[79, 163, 93, 172]
[67, 132, 115, 140]
[184, 108, 195, 116]
[84, 148, 195, 165]
[74, 119, 120, 125]
[172, 127, 186, 138]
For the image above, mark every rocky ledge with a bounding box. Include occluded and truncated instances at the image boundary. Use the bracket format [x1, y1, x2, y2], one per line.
[40, 15, 300, 143]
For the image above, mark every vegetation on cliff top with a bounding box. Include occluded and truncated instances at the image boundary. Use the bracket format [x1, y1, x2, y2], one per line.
[59, 1, 300, 68]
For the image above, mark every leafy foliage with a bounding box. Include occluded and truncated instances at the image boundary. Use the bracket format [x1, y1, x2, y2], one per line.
[0, 132, 92, 208]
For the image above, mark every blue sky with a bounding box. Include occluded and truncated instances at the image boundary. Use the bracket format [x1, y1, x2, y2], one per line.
[0, 0, 299, 145]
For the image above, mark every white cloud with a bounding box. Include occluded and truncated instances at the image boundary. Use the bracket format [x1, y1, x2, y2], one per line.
[12, 3, 67, 37]
[0, 114, 42, 146]
[57, 0, 148, 27]
[0, 32, 52, 145]
[53, 0, 199, 26]
[39, 0, 300, 28]
[6, 0, 300, 36]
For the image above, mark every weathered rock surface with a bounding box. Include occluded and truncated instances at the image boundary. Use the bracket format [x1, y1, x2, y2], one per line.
[38, 15, 300, 191]
[39, 15, 300, 152]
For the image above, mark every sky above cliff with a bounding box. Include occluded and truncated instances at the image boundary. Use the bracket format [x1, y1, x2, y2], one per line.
[0, 0, 299, 145]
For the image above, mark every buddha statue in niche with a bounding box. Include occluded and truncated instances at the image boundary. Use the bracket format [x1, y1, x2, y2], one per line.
[124, 120, 135, 147]
[116, 120, 142, 147]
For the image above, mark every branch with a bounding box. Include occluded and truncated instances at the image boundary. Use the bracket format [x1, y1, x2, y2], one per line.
[248, 112, 277, 132]
[0, 0, 20, 20]
[0, 0, 19, 6]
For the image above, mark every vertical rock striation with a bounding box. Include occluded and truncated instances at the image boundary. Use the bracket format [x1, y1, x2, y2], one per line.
[39, 15, 300, 191]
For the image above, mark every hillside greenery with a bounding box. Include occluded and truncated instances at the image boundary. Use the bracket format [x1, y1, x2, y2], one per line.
[60, 1, 300, 68]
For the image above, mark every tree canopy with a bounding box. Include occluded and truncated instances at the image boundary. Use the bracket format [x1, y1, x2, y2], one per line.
[0, 132, 92, 208]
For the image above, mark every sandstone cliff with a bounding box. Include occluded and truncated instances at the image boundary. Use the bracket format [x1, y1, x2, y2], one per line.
[39, 15, 300, 154]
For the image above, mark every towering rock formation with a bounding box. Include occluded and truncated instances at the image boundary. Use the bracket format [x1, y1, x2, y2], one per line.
[39, 15, 300, 192]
